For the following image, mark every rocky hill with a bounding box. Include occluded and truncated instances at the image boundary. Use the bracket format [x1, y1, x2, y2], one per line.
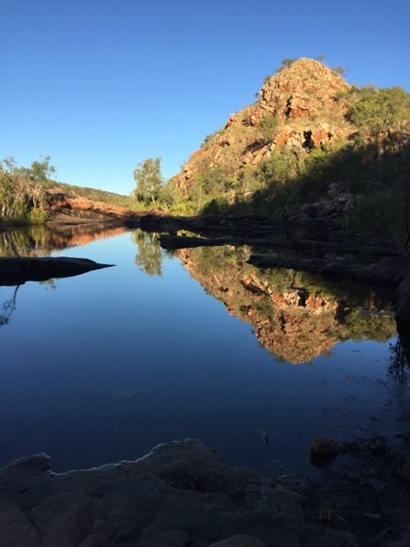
[171, 58, 352, 195]
[166, 58, 410, 246]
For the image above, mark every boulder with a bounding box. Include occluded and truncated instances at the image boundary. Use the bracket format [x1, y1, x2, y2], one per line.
[286, 214, 329, 242]
[0, 439, 355, 547]
[354, 256, 410, 285]
[311, 437, 338, 461]
[209, 535, 265, 547]
[398, 460, 410, 483]
[0, 257, 114, 286]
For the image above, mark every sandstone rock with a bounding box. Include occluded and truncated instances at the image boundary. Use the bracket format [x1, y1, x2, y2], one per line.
[0, 256, 114, 285]
[286, 214, 329, 242]
[354, 256, 410, 285]
[311, 437, 338, 457]
[171, 58, 351, 196]
[3, 452, 52, 473]
[209, 535, 265, 547]
[146, 530, 208, 547]
[398, 460, 410, 482]
[0, 439, 355, 547]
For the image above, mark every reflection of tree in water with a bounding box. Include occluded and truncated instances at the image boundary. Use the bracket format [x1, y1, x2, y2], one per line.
[0, 227, 48, 257]
[38, 278, 57, 290]
[132, 230, 163, 277]
[0, 286, 20, 329]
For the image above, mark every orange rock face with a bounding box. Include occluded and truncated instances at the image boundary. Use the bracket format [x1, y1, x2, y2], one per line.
[170, 58, 352, 195]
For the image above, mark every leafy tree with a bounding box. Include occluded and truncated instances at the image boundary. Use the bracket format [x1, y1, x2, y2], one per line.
[348, 86, 410, 137]
[188, 161, 235, 211]
[333, 65, 347, 76]
[0, 156, 57, 221]
[346, 86, 410, 184]
[27, 155, 56, 182]
[258, 115, 278, 141]
[132, 157, 164, 205]
[276, 58, 297, 72]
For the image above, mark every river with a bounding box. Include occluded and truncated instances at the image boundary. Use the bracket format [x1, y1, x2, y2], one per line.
[0, 226, 408, 476]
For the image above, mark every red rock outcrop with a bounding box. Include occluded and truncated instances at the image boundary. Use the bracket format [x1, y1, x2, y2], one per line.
[171, 58, 352, 195]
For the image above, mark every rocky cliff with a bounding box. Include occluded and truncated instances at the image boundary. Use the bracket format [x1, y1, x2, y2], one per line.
[171, 58, 352, 195]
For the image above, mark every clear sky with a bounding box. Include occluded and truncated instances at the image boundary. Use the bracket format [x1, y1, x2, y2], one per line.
[1, 0, 409, 196]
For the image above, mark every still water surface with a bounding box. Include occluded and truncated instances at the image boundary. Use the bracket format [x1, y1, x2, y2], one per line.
[0, 228, 408, 474]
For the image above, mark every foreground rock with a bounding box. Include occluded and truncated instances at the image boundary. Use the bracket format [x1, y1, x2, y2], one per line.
[0, 439, 358, 547]
[0, 256, 114, 285]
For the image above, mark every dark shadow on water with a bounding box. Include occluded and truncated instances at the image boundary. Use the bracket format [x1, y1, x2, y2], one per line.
[389, 320, 410, 383]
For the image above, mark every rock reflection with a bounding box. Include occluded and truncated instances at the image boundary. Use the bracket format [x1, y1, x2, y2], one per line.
[0, 223, 129, 257]
[177, 245, 397, 364]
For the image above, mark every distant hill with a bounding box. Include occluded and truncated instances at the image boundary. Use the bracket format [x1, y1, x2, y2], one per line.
[43, 180, 135, 210]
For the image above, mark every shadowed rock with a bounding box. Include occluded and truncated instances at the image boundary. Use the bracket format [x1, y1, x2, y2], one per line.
[0, 256, 114, 286]
[0, 439, 356, 547]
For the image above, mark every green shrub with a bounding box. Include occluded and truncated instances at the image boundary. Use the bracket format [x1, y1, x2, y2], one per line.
[349, 193, 406, 245]
[28, 207, 47, 224]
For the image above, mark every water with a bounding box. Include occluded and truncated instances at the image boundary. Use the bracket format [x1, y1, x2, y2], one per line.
[0, 227, 408, 475]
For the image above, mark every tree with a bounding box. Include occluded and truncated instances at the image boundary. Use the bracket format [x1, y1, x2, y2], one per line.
[28, 155, 56, 182]
[347, 86, 410, 183]
[276, 58, 297, 72]
[333, 65, 347, 76]
[348, 86, 410, 137]
[0, 156, 55, 220]
[132, 157, 164, 204]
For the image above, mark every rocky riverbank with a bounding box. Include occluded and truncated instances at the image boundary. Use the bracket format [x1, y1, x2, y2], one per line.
[1, 438, 410, 547]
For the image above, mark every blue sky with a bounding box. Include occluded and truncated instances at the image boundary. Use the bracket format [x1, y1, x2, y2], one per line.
[1, 0, 409, 196]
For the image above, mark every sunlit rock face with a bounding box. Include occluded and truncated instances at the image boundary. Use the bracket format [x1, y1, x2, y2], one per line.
[178, 246, 396, 364]
[171, 58, 351, 195]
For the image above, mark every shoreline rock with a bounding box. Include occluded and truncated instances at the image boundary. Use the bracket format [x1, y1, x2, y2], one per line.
[2, 438, 410, 546]
[0, 256, 114, 285]
[0, 439, 357, 547]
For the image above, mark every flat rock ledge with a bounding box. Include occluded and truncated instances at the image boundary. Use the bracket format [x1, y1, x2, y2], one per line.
[0, 439, 356, 547]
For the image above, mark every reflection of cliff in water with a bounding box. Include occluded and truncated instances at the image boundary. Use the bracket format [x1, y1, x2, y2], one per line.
[0, 224, 129, 257]
[177, 246, 396, 364]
